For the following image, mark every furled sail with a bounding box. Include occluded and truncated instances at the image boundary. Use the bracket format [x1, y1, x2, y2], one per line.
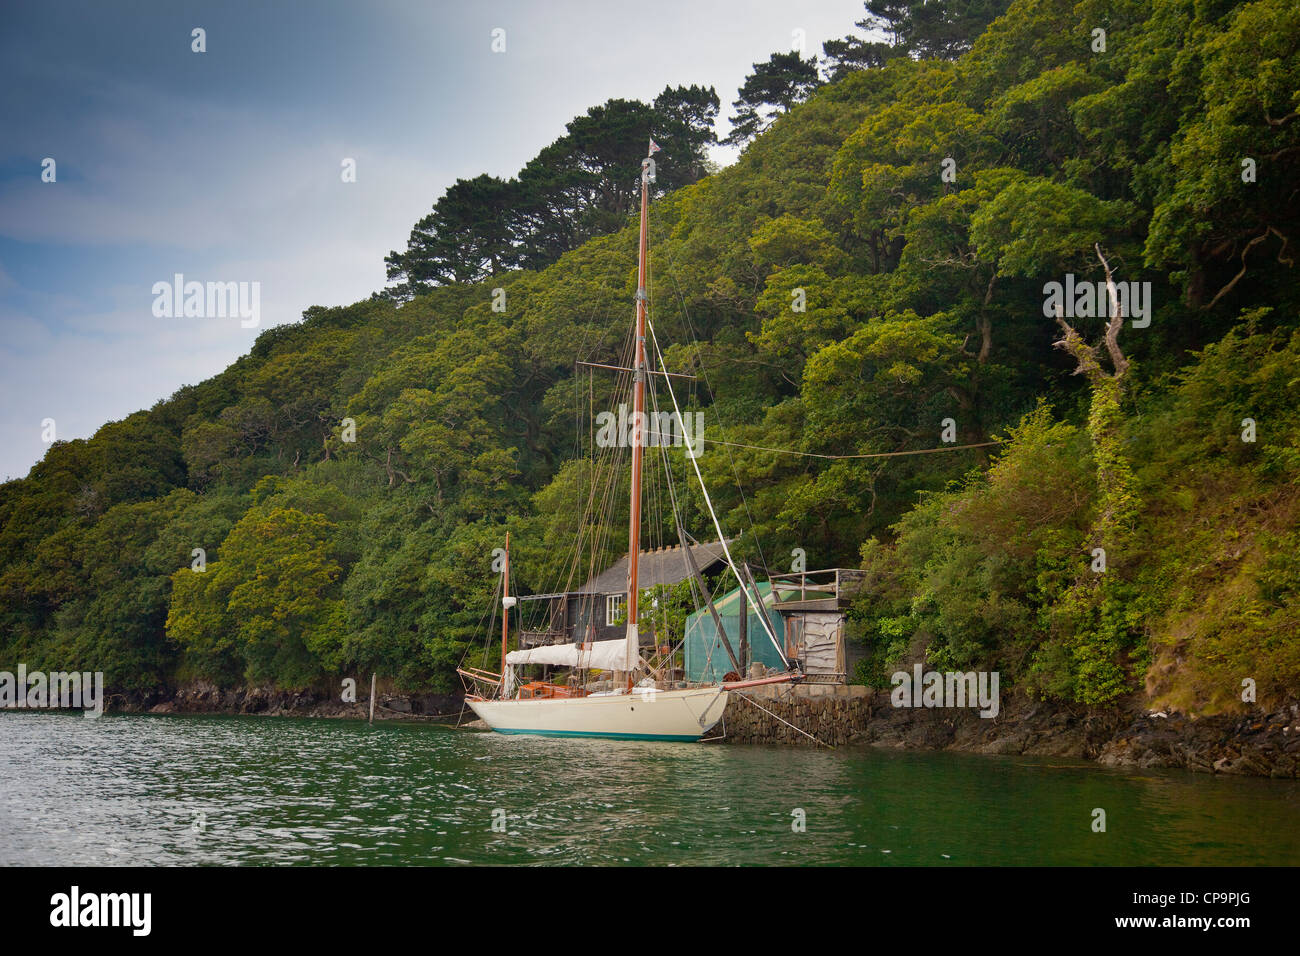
[505, 638, 637, 671]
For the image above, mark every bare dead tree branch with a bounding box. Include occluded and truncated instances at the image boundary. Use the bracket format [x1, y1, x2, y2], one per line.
[1264, 144, 1300, 161]
[1053, 304, 1102, 379]
[1204, 228, 1271, 310]
[1052, 245, 1130, 385]
[1095, 243, 1130, 380]
[1270, 225, 1295, 267]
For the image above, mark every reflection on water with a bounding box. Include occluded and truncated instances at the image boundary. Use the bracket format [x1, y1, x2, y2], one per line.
[1, 712, 1297, 865]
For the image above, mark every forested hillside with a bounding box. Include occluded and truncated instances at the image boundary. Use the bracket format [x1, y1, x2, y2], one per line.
[2, 0, 1297, 713]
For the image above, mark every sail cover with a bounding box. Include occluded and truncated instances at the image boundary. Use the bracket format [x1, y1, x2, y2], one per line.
[505, 639, 636, 671]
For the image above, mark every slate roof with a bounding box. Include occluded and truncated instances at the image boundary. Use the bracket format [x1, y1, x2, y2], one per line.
[579, 538, 734, 594]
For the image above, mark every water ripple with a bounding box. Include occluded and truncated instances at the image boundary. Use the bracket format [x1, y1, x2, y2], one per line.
[1, 712, 1297, 866]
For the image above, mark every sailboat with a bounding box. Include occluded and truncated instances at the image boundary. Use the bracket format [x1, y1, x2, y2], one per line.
[460, 142, 798, 741]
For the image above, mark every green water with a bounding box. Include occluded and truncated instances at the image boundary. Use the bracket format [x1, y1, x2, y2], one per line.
[1, 712, 1297, 865]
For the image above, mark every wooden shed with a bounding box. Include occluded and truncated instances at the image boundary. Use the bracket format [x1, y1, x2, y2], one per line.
[768, 568, 867, 683]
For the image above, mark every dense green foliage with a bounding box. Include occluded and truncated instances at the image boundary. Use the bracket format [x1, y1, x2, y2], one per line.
[2, 0, 1297, 711]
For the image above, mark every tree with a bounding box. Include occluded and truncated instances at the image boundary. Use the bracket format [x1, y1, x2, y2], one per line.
[903, 0, 1011, 60]
[822, 35, 892, 80]
[1139, 0, 1300, 311]
[520, 98, 661, 250]
[384, 174, 519, 297]
[167, 506, 347, 687]
[1044, 245, 1140, 704]
[823, 0, 1012, 77]
[724, 51, 824, 146]
[386, 89, 719, 297]
[652, 84, 720, 183]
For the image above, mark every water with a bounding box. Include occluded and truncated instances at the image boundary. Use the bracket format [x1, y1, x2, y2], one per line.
[2, 712, 1297, 866]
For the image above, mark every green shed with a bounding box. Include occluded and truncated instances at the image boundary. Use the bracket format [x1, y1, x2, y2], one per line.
[684, 581, 786, 682]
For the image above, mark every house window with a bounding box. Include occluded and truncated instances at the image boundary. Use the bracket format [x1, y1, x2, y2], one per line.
[605, 594, 625, 627]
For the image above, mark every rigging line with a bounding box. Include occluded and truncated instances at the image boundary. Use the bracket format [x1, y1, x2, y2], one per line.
[644, 312, 787, 667]
[656, 242, 771, 575]
[569, 386, 629, 639]
[463, 570, 504, 674]
[691, 437, 1004, 460]
[548, 299, 635, 604]
[650, 384, 713, 624]
[642, 252, 733, 590]
[552, 292, 613, 612]
[648, 376, 708, 641]
[647, 330, 751, 678]
[572, 437, 621, 607]
[555, 345, 632, 602]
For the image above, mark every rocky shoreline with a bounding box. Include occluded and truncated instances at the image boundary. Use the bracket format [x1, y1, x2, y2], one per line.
[716, 685, 1300, 779]
[114, 682, 467, 721]
[104, 682, 1300, 779]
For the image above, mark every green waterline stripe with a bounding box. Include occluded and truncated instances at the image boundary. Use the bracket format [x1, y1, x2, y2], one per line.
[492, 728, 701, 741]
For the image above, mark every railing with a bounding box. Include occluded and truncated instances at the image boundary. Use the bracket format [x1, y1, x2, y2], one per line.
[768, 568, 867, 606]
[518, 629, 568, 648]
[456, 666, 502, 696]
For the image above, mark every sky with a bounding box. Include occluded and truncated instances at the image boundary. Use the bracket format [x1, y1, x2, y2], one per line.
[0, 0, 869, 482]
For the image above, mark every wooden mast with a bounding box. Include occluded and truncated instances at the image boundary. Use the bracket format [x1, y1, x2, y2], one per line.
[500, 531, 510, 690]
[624, 145, 653, 677]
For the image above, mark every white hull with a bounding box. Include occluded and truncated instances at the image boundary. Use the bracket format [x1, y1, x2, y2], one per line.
[468, 686, 729, 741]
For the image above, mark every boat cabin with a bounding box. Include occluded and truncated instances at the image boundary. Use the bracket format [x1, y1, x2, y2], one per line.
[516, 681, 586, 700]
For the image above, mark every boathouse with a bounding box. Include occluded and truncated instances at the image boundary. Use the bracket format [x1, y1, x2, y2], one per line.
[517, 539, 733, 649]
[768, 568, 868, 683]
[683, 581, 786, 682]
[683, 568, 867, 684]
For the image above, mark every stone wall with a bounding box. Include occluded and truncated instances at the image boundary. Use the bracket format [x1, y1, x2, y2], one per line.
[705, 683, 873, 746]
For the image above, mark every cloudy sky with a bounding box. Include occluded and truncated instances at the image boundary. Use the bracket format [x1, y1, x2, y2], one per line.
[0, 0, 867, 481]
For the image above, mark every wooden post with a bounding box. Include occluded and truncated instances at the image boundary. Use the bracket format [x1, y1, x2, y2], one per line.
[368, 672, 376, 724]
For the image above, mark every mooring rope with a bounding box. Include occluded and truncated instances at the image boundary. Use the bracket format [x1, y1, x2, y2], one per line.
[734, 691, 833, 749]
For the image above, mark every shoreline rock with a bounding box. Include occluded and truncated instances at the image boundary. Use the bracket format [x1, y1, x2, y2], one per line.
[112, 682, 469, 721]
[102, 682, 1299, 777]
[708, 684, 1300, 779]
